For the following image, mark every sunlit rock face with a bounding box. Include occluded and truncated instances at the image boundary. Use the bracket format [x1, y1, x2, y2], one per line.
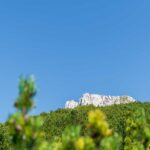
[65, 100, 79, 109]
[79, 93, 136, 106]
[65, 93, 136, 109]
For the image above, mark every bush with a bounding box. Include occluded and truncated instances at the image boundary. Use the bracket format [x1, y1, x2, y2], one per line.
[0, 124, 9, 150]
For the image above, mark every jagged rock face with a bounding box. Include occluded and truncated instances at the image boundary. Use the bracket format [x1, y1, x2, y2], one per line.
[79, 93, 136, 107]
[65, 93, 136, 109]
[65, 100, 79, 109]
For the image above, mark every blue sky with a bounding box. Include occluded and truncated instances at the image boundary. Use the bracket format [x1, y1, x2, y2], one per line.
[0, 0, 150, 122]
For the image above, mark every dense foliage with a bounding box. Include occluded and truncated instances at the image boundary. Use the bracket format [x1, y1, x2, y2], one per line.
[42, 102, 150, 141]
[0, 76, 150, 150]
[0, 124, 9, 150]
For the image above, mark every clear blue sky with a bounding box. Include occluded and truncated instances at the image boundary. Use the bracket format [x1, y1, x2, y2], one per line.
[0, 0, 150, 122]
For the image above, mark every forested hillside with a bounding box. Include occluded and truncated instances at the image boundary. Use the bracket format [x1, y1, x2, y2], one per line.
[1, 102, 150, 149]
[41, 102, 150, 140]
[0, 76, 150, 150]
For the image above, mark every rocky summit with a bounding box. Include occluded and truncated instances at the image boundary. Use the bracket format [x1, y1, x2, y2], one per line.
[65, 93, 136, 109]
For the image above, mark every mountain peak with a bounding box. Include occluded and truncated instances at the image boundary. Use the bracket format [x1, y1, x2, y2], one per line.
[65, 93, 136, 109]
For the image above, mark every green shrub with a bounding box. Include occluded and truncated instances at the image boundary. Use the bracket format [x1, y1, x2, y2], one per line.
[0, 124, 9, 150]
[7, 76, 49, 150]
[124, 108, 150, 150]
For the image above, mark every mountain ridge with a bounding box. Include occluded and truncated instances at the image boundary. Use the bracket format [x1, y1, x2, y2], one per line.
[65, 93, 136, 109]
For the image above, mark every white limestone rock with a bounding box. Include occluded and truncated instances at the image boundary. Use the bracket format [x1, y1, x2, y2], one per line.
[79, 93, 136, 107]
[65, 100, 79, 109]
[65, 93, 136, 109]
